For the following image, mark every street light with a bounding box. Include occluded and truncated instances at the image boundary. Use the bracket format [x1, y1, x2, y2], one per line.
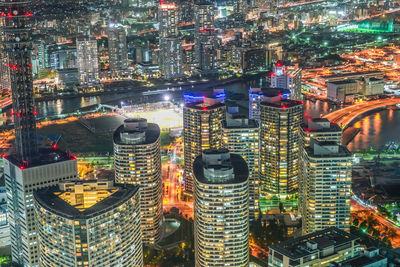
[164, 95, 170, 101]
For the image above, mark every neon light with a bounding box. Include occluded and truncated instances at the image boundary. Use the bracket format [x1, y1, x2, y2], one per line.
[25, 12, 32, 17]
[19, 165, 25, 170]
[7, 14, 12, 18]
[33, 111, 38, 116]
[281, 105, 288, 109]
[276, 61, 282, 67]
[1, 154, 6, 158]
[16, 113, 21, 118]
[52, 144, 57, 149]
[201, 107, 208, 111]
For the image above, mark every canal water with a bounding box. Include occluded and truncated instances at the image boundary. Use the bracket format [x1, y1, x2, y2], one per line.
[3, 77, 399, 152]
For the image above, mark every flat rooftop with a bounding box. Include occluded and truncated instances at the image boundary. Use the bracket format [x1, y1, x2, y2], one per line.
[270, 227, 359, 259]
[184, 101, 225, 111]
[34, 181, 139, 220]
[261, 99, 303, 109]
[305, 143, 352, 158]
[5, 148, 75, 169]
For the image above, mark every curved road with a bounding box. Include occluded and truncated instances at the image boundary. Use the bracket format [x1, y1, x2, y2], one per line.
[323, 98, 400, 128]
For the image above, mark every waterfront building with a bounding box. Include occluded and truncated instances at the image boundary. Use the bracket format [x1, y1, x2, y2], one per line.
[326, 80, 358, 104]
[194, 2, 218, 73]
[158, 1, 183, 79]
[268, 227, 359, 267]
[1, 2, 79, 265]
[223, 113, 260, 220]
[183, 96, 226, 195]
[270, 62, 302, 100]
[301, 118, 343, 146]
[34, 180, 143, 267]
[76, 37, 99, 86]
[107, 24, 128, 76]
[194, 149, 249, 266]
[113, 118, 162, 244]
[259, 91, 303, 206]
[300, 141, 352, 234]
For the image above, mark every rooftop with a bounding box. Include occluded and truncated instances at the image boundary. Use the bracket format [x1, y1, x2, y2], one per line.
[302, 118, 342, 133]
[193, 149, 248, 185]
[261, 98, 303, 109]
[113, 119, 160, 145]
[34, 180, 139, 220]
[223, 114, 258, 129]
[270, 227, 359, 260]
[5, 148, 76, 170]
[305, 142, 352, 158]
[327, 80, 357, 85]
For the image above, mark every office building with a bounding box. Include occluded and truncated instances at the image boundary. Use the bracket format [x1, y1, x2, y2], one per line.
[34, 180, 143, 267]
[158, 1, 183, 79]
[183, 96, 226, 195]
[300, 141, 352, 234]
[326, 80, 358, 104]
[268, 227, 359, 267]
[259, 91, 303, 202]
[1, 2, 79, 266]
[0, 204, 10, 248]
[107, 24, 128, 76]
[4, 150, 78, 266]
[223, 113, 260, 220]
[194, 2, 218, 73]
[270, 62, 302, 100]
[194, 149, 249, 266]
[113, 118, 162, 244]
[76, 37, 99, 86]
[302, 118, 343, 146]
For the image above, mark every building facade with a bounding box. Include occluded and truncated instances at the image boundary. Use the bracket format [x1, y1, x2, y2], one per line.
[4, 152, 78, 266]
[107, 24, 128, 76]
[301, 118, 343, 147]
[183, 97, 226, 195]
[158, 1, 183, 79]
[270, 63, 302, 100]
[259, 93, 303, 201]
[34, 180, 143, 267]
[194, 149, 249, 266]
[113, 119, 162, 244]
[300, 141, 352, 234]
[76, 37, 99, 86]
[223, 113, 260, 220]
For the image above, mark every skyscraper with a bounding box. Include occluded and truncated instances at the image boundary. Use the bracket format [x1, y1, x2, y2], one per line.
[194, 2, 218, 73]
[183, 96, 226, 195]
[194, 149, 249, 266]
[158, 1, 183, 79]
[76, 37, 99, 86]
[259, 91, 303, 206]
[223, 113, 260, 220]
[270, 62, 302, 100]
[1, 2, 79, 266]
[34, 180, 143, 266]
[107, 24, 128, 76]
[300, 141, 352, 234]
[113, 119, 163, 244]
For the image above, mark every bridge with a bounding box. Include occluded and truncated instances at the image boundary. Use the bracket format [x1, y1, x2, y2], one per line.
[323, 98, 400, 129]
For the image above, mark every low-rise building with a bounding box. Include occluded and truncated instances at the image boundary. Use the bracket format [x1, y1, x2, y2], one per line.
[268, 227, 359, 267]
[329, 247, 387, 267]
[327, 80, 358, 103]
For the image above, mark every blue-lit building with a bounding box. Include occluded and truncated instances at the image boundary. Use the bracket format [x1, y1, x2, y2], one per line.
[249, 87, 290, 122]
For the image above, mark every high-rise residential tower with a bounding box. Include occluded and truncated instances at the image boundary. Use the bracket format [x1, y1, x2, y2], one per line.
[1, 2, 79, 266]
[158, 1, 183, 79]
[259, 91, 303, 205]
[113, 119, 163, 244]
[300, 141, 352, 234]
[76, 37, 99, 86]
[301, 118, 343, 146]
[194, 2, 218, 73]
[223, 113, 260, 220]
[183, 96, 226, 195]
[107, 24, 128, 76]
[270, 62, 302, 100]
[194, 149, 249, 266]
[34, 180, 143, 267]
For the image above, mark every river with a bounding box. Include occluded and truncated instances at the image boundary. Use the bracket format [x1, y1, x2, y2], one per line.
[2, 77, 398, 152]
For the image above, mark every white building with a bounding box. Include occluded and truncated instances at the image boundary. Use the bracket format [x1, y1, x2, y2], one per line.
[270, 62, 302, 100]
[300, 141, 352, 234]
[76, 37, 99, 86]
[4, 150, 78, 266]
[194, 149, 249, 266]
[113, 119, 163, 244]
